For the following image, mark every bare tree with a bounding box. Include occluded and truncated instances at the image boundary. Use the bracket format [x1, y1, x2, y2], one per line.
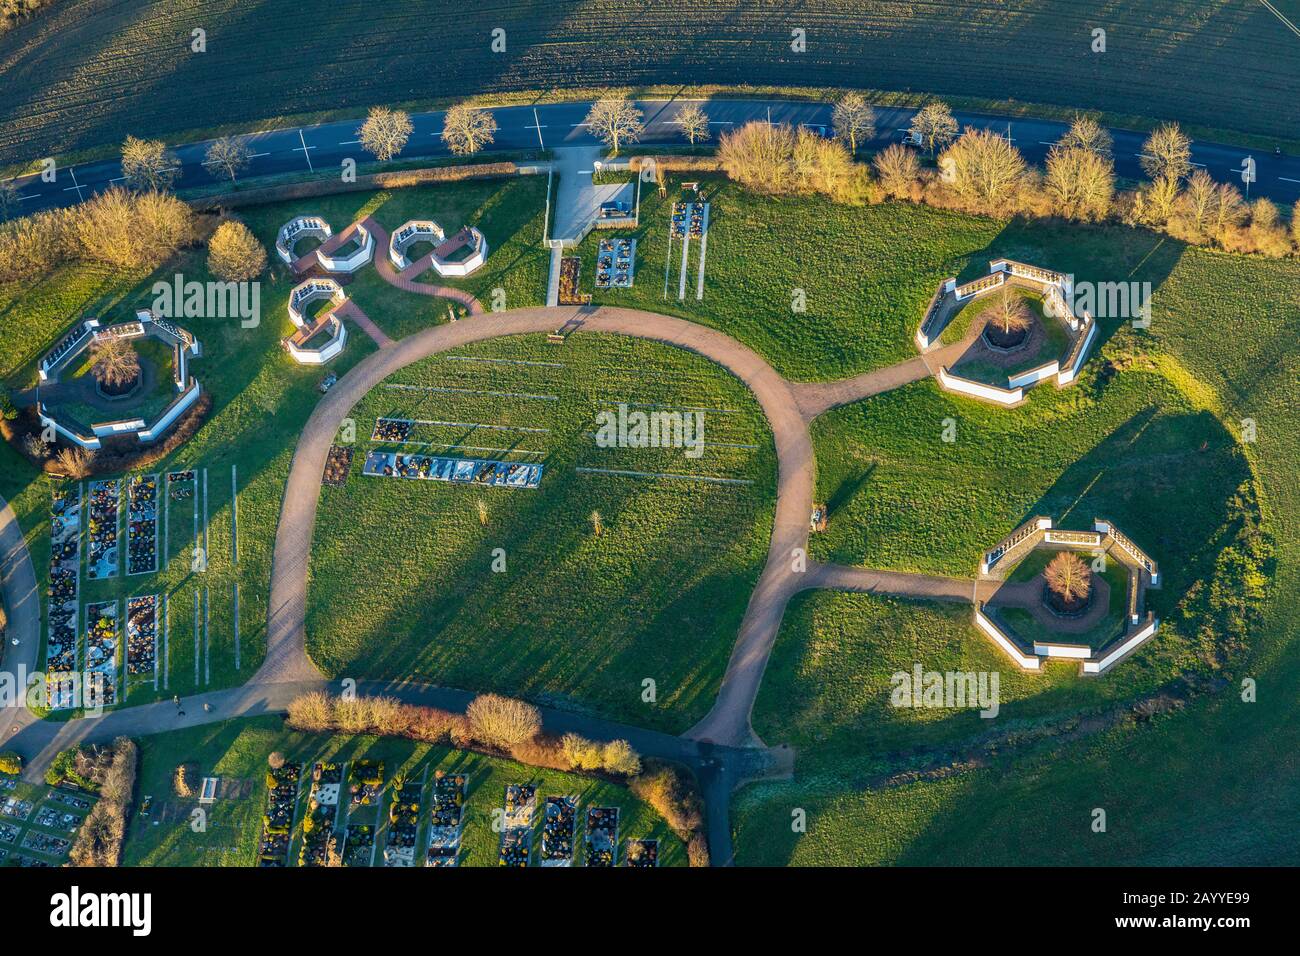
[1136, 173, 1181, 226]
[940, 129, 1026, 213]
[56, 446, 94, 479]
[831, 92, 875, 153]
[872, 143, 921, 199]
[1141, 123, 1192, 183]
[718, 122, 796, 194]
[441, 104, 498, 156]
[90, 336, 140, 389]
[0, 179, 20, 222]
[1178, 169, 1218, 237]
[674, 103, 710, 145]
[601, 739, 642, 776]
[1045, 552, 1091, 604]
[204, 136, 252, 182]
[358, 106, 414, 162]
[1211, 181, 1246, 239]
[74, 186, 193, 269]
[909, 101, 959, 156]
[984, 284, 1033, 335]
[121, 136, 180, 192]
[584, 97, 644, 156]
[1058, 115, 1113, 158]
[1045, 145, 1114, 221]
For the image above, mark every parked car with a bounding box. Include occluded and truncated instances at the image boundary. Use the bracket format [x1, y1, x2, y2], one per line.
[318, 372, 337, 394]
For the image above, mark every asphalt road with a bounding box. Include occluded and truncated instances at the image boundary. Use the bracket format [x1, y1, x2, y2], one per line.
[7, 99, 1298, 213]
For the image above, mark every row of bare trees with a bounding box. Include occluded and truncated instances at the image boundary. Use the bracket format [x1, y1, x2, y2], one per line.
[864, 110, 1300, 258]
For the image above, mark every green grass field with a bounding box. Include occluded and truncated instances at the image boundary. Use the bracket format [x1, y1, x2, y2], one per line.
[307, 333, 776, 733]
[3, 165, 1299, 866]
[733, 236, 1294, 866]
[122, 716, 685, 866]
[577, 178, 1003, 380]
[1, 2, 1297, 164]
[0, 177, 547, 708]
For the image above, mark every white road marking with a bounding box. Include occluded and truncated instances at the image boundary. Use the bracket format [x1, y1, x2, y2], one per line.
[63, 166, 85, 200]
[1258, 0, 1300, 39]
[1279, 176, 1300, 184]
[295, 129, 315, 171]
[339, 139, 361, 145]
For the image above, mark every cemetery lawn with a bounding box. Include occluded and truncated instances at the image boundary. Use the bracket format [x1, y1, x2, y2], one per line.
[0, 177, 547, 709]
[732, 238, 1295, 866]
[122, 716, 686, 866]
[573, 177, 1004, 381]
[306, 333, 777, 733]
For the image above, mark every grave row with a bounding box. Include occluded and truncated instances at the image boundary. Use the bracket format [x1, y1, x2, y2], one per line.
[86, 479, 120, 580]
[500, 785, 654, 867]
[0, 779, 94, 867]
[596, 237, 636, 289]
[362, 449, 543, 490]
[45, 486, 82, 710]
[126, 474, 159, 576]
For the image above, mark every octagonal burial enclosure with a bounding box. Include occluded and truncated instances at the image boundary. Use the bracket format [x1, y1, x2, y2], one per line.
[284, 278, 349, 365]
[916, 259, 1100, 405]
[389, 219, 488, 277]
[275, 216, 332, 264]
[975, 516, 1161, 675]
[36, 310, 203, 449]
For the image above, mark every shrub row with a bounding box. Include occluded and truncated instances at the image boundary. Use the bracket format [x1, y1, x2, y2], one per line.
[711, 118, 1300, 261]
[285, 691, 710, 864]
[0, 187, 193, 283]
[67, 737, 138, 867]
[188, 161, 519, 212]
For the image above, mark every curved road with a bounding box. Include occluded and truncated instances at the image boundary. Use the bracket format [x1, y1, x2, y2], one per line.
[9, 98, 1300, 214]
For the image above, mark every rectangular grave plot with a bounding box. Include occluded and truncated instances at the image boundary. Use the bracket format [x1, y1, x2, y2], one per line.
[83, 600, 120, 708]
[322, 445, 355, 488]
[584, 806, 620, 867]
[624, 837, 659, 867]
[86, 480, 121, 580]
[126, 474, 160, 575]
[22, 831, 71, 857]
[342, 824, 375, 867]
[371, 417, 414, 442]
[0, 797, 34, 821]
[383, 780, 422, 867]
[33, 804, 84, 834]
[257, 762, 300, 867]
[595, 237, 637, 290]
[426, 771, 467, 867]
[125, 594, 158, 677]
[540, 795, 577, 865]
[362, 451, 542, 489]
